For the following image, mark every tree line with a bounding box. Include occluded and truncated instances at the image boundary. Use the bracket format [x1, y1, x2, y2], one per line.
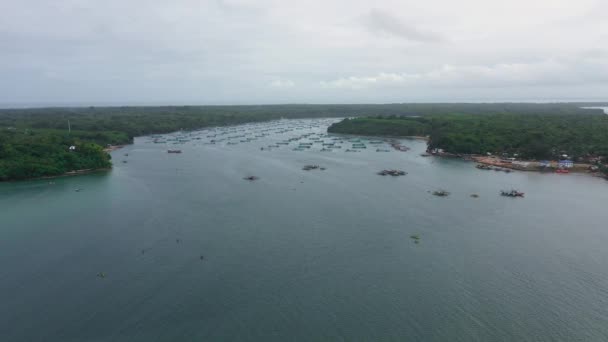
[1, 103, 606, 181]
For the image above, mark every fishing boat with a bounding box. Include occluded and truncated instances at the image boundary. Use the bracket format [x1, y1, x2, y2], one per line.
[167, 149, 182, 153]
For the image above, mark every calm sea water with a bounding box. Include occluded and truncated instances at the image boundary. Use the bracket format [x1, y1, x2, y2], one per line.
[2, 118, 608, 342]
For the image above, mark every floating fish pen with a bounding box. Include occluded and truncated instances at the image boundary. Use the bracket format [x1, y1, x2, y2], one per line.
[376, 149, 391, 152]
[500, 190, 524, 197]
[377, 169, 407, 176]
[432, 190, 450, 197]
[369, 140, 383, 144]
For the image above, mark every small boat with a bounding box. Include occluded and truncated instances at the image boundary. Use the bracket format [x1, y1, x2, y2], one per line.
[432, 190, 450, 197]
[167, 149, 182, 153]
[243, 176, 259, 181]
[500, 189, 524, 197]
[555, 169, 570, 174]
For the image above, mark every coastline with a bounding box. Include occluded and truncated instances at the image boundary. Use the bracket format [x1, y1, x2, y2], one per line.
[429, 152, 605, 178]
[0, 168, 112, 183]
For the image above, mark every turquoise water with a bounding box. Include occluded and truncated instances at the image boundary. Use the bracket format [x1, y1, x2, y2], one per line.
[2, 118, 608, 341]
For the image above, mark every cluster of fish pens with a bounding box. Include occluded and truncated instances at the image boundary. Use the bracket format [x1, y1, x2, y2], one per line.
[141, 118, 412, 155]
[135, 118, 525, 199]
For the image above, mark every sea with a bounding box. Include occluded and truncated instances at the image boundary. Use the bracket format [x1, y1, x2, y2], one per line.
[1, 118, 608, 341]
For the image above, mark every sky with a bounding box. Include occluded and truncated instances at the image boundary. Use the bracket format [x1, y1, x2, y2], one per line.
[1, 0, 607, 105]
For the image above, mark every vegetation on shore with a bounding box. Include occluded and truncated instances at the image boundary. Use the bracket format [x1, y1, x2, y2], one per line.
[0, 129, 114, 180]
[328, 112, 608, 169]
[1, 103, 607, 181]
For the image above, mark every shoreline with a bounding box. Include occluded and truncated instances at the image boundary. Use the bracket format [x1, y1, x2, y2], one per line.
[1, 168, 112, 183]
[104, 144, 128, 153]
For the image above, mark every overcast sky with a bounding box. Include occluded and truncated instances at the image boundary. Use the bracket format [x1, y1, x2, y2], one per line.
[1, 0, 607, 105]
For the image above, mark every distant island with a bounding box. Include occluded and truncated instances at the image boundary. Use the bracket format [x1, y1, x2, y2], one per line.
[1, 103, 607, 181]
[328, 112, 608, 177]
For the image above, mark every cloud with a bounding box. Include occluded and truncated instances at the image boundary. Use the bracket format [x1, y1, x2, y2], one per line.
[361, 8, 444, 43]
[321, 59, 608, 89]
[269, 79, 295, 89]
[0, 0, 606, 104]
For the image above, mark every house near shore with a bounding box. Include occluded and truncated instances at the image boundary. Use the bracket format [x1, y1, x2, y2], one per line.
[558, 159, 574, 169]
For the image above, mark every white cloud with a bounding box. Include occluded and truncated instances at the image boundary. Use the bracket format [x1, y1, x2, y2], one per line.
[269, 79, 295, 89]
[321, 58, 608, 90]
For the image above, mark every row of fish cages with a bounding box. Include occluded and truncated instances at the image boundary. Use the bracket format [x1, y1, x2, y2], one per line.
[143, 118, 339, 147]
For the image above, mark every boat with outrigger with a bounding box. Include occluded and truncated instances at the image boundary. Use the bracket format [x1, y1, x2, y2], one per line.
[500, 189, 524, 197]
[243, 176, 259, 181]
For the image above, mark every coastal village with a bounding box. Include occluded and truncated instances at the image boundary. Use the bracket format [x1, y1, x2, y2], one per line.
[427, 147, 604, 176]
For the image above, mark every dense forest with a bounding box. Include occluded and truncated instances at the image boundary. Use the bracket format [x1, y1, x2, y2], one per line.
[1, 103, 607, 181]
[328, 113, 608, 165]
[0, 129, 113, 180]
